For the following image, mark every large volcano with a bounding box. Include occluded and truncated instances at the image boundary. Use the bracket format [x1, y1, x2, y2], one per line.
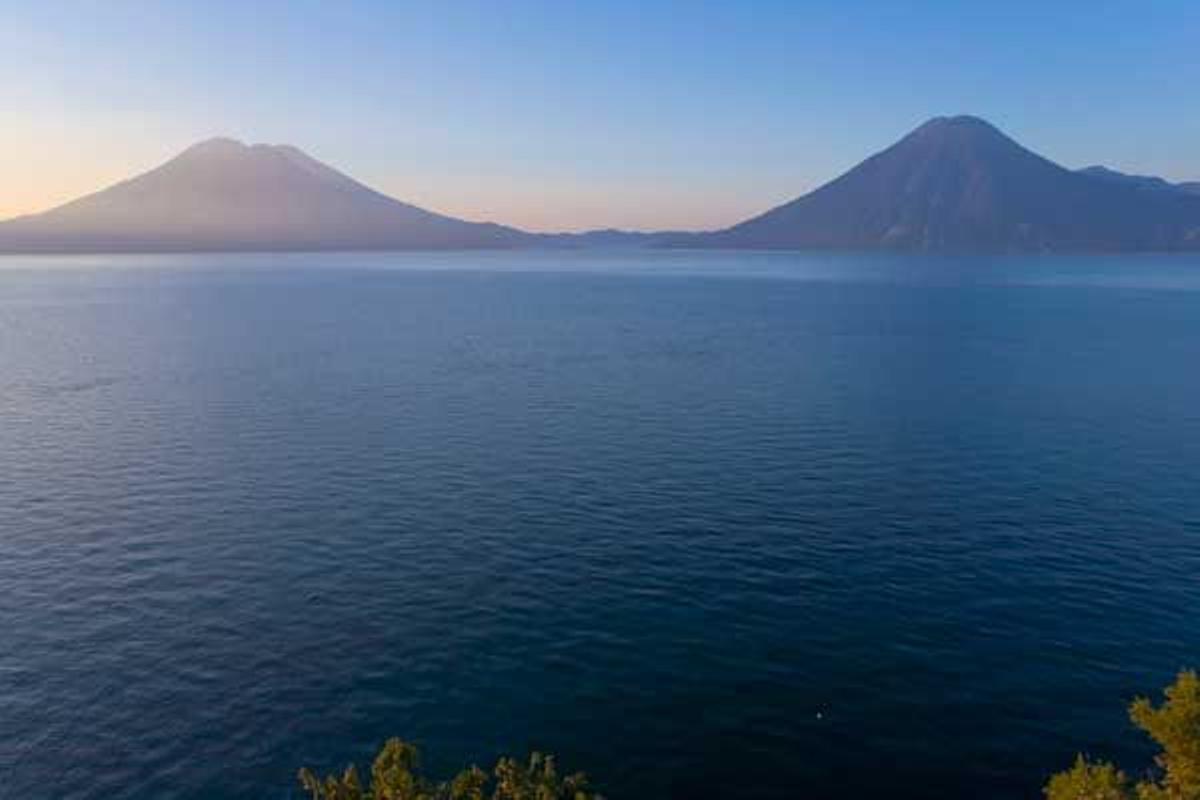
[0, 138, 530, 252]
[699, 116, 1200, 252]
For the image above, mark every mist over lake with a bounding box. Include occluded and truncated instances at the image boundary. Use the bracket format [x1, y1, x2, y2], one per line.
[2, 250, 1199, 799]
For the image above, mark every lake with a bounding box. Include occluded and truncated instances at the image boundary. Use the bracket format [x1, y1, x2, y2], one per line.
[2, 250, 1198, 799]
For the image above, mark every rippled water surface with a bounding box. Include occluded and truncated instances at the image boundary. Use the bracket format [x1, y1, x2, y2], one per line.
[2, 251, 1199, 799]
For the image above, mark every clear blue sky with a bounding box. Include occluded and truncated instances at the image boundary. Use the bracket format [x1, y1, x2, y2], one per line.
[3, 0, 1198, 230]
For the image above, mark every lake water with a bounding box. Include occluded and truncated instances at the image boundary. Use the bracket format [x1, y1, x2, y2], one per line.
[2, 250, 1199, 799]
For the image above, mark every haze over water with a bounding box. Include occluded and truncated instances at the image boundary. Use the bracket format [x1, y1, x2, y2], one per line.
[2, 251, 1199, 799]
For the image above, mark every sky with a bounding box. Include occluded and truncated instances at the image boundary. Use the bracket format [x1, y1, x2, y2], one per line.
[3, 0, 1199, 231]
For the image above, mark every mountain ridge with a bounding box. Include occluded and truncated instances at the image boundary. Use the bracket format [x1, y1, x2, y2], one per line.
[2, 119, 1199, 253]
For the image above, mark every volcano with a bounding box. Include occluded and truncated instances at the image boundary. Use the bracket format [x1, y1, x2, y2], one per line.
[0, 138, 530, 252]
[698, 115, 1200, 252]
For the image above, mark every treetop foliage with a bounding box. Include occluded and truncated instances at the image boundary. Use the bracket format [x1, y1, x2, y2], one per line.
[1046, 670, 1200, 800]
[299, 737, 598, 800]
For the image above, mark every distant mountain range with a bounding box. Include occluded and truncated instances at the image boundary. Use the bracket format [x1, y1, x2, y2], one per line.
[2, 116, 1199, 253]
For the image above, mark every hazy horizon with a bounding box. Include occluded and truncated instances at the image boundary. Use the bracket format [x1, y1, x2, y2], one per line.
[4, 0, 1199, 231]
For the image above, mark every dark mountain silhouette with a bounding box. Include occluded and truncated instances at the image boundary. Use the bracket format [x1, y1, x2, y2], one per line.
[694, 116, 1200, 252]
[0, 138, 531, 252]
[1078, 165, 1177, 192]
[1077, 165, 1200, 196]
[2, 120, 1198, 254]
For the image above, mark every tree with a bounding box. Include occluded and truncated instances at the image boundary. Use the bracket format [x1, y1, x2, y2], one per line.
[491, 752, 592, 800]
[1130, 670, 1200, 800]
[1045, 755, 1131, 800]
[298, 764, 366, 800]
[298, 738, 598, 800]
[1047, 670, 1200, 800]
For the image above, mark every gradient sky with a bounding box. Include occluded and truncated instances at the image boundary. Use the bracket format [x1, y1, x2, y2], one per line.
[3, 0, 1198, 231]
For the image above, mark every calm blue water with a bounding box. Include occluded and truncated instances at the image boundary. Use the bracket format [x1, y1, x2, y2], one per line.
[2, 251, 1199, 800]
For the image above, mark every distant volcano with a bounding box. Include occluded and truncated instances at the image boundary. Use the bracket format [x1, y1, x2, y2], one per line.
[696, 115, 1200, 252]
[0, 138, 531, 252]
